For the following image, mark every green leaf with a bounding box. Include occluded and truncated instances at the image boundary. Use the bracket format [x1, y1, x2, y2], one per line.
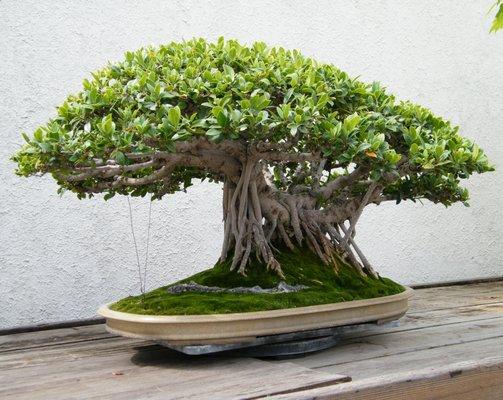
[490, 2, 503, 33]
[284, 88, 294, 103]
[277, 104, 291, 120]
[115, 151, 127, 165]
[356, 142, 371, 153]
[223, 64, 235, 81]
[230, 109, 242, 123]
[33, 128, 43, 142]
[98, 115, 115, 136]
[104, 192, 115, 201]
[167, 106, 181, 128]
[410, 143, 420, 154]
[171, 131, 192, 141]
[316, 93, 330, 109]
[205, 128, 222, 141]
[212, 106, 229, 126]
[342, 113, 360, 133]
[38, 142, 52, 153]
[471, 144, 480, 161]
[274, 167, 286, 184]
[240, 99, 251, 109]
[250, 94, 270, 111]
[192, 118, 209, 128]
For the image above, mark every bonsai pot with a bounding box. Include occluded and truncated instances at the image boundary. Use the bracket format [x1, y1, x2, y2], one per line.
[98, 287, 413, 346]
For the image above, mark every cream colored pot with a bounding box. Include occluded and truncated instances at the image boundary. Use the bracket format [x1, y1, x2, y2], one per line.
[98, 287, 413, 345]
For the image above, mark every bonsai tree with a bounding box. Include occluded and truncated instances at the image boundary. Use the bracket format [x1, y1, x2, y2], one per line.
[13, 38, 492, 280]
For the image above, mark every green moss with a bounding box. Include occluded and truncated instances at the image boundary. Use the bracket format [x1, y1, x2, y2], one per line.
[111, 247, 404, 315]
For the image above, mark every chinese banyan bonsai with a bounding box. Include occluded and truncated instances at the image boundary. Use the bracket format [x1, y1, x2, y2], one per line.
[12, 38, 492, 318]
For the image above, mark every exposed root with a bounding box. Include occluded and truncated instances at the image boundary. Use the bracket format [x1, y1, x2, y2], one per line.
[225, 159, 284, 277]
[220, 158, 380, 279]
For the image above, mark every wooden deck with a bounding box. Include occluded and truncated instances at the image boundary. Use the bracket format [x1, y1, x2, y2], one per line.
[1, 282, 503, 399]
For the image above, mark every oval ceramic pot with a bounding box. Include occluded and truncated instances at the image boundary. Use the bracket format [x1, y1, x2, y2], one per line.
[98, 287, 413, 345]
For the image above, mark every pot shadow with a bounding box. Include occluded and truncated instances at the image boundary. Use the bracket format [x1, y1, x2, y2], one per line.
[130, 344, 238, 369]
[130, 342, 310, 368]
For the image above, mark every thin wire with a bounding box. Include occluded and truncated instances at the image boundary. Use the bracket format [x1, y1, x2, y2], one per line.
[143, 200, 152, 293]
[127, 196, 144, 294]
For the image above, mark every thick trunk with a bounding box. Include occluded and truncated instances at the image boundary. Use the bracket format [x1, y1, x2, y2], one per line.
[219, 160, 378, 279]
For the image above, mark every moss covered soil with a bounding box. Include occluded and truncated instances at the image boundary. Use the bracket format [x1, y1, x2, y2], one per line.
[111, 247, 405, 316]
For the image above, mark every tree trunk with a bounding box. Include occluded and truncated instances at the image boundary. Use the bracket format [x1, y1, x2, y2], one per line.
[219, 159, 378, 279]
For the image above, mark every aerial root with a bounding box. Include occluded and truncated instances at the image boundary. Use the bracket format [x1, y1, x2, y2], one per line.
[225, 161, 284, 277]
[220, 164, 377, 278]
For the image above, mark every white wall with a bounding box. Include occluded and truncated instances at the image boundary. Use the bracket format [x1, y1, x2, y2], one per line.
[1, 0, 502, 328]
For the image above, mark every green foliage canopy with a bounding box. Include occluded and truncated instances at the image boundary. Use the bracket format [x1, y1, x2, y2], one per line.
[12, 38, 492, 206]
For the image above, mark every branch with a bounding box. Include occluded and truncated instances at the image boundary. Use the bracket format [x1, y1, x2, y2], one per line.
[68, 160, 158, 181]
[371, 194, 397, 204]
[140, 137, 246, 160]
[319, 166, 370, 200]
[312, 159, 326, 189]
[254, 142, 295, 152]
[255, 151, 321, 163]
[81, 165, 172, 192]
[59, 150, 242, 193]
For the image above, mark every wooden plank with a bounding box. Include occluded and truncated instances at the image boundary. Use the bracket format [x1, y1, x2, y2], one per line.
[408, 282, 503, 312]
[0, 336, 146, 370]
[283, 285, 503, 382]
[4, 317, 501, 392]
[335, 301, 503, 341]
[0, 351, 349, 400]
[84, 361, 347, 400]
[271, 357, 503, 400]
[2, 282, 503, 399]
[4, 305, 501, 375]
[286, 316, 503, 370]
[317, 336, 503, 380]
[0, 343, 156, 386]
[0, 329, 349, 399]
[0, 324, 112, 353]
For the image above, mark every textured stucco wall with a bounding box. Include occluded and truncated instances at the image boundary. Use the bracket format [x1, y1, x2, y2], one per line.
[1, 0, 502, 328]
